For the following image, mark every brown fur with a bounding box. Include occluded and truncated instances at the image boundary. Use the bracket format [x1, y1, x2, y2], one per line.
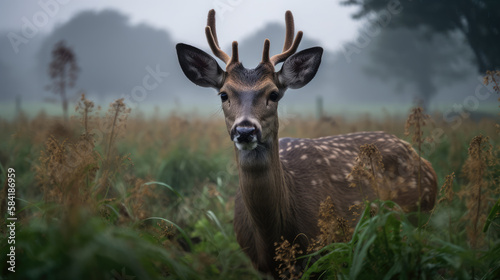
[233, 132, 437, 277]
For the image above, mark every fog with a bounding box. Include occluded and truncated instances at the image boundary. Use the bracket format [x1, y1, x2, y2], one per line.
[0, 8, 497, 118]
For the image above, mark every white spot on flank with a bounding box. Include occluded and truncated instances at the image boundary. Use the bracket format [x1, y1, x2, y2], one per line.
[294, 145, 300, 148]
[301, 154, 308, 160]
[410, 180, 417, 189]
[311, 180, 317, 185]
[316, 159, 322, 164]
[286, 147, 292, 151]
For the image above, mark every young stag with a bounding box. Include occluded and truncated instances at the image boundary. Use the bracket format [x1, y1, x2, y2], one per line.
[176, 10, 437, 277]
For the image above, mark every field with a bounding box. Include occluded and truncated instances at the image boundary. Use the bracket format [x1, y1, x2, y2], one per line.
[0, 90, 499, 279]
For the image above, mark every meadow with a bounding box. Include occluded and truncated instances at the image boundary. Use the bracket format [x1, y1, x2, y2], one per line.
[0, 86, 499, 279]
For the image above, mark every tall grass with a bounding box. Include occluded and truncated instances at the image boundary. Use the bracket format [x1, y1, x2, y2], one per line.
[0, 91, 499, 279]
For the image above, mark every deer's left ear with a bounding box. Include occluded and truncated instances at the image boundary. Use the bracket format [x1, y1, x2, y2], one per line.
[278, 47, 323, 89]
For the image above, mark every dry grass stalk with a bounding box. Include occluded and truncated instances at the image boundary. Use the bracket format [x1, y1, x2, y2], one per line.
[438, 172, 455, 205]
[103, 98, 131, 164]
[348, 144, 390, 201]
[405, 107, 431, 212]
[152, 221, 176, 249]
[483, 70, 500, 93]
[35, 96, 138, 220]
[124, 178, 157, 221]
[75, 93, 95, 135]
[483, 70, 500, 133]
[459, 135, 496, 248]
[35, 134, 99, 207]
[274, 236, 303, 279]
[96, 98, 131, 196]
[308, 196, 353, 253]
[425, 173, 456, 234]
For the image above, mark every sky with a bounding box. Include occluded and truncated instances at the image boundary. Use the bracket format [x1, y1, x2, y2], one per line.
[0, 0, 362, 53]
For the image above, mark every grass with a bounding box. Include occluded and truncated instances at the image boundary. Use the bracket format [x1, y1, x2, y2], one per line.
[0, 88, 499, 279]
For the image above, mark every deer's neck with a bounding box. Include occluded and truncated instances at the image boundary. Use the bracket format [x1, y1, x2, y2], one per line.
[236, 138, 294, 239]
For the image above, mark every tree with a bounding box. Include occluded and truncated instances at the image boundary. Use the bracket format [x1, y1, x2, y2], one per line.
[48, 41, 79, 121]
[362, 27, 473, 109]
[341, 0, 500, 73]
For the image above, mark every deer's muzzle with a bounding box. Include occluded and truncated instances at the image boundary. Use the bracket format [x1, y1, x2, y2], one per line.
[231, 120, 261, 151]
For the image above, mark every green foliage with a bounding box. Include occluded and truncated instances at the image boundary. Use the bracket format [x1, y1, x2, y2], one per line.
[156, 147, 232, 195]
[1, 212, 196, 280]
[302, 201, 500, 279]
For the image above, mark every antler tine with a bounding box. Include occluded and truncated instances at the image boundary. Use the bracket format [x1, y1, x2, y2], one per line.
[261, 39, 271, 64]
[270, 31, 303, 66]
[269, 11, 303, 66]
[206, 9, 236, 65]
[207, 9, 220, 48]
[230, 41, 239, 65]
[205, 26, 230, 63]
[282, 10, 295, 52]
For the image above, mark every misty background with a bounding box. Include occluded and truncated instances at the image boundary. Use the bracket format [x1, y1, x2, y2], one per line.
[0, 1, 498, 120]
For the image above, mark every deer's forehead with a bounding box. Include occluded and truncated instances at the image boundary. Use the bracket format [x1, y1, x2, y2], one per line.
[223, 80, 277, 95]
[223, 63, 276, 92]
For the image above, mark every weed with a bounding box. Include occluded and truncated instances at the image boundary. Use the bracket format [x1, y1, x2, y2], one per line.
[274, 236, 303, 279]
[348, 143, 389, 201]
[460, 135, 497, 249]
[405, 106, 431, 225]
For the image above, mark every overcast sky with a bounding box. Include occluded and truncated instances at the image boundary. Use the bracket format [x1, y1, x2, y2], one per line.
[0, 0, 362, 53]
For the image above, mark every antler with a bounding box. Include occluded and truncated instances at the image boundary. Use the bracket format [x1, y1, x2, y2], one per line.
[205, 9, 239, 65]
[262, 10, 303, 66]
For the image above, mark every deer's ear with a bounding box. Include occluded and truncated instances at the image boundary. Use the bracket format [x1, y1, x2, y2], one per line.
[176, 43, 225, 89]
[278, 47, 323, 89]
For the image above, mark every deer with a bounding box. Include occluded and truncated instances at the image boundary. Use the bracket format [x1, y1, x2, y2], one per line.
[176, 10, 437, 278]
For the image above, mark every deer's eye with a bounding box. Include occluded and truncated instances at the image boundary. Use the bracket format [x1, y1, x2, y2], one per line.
[220, 92, 228, 102]
[269, 91, 280, 102]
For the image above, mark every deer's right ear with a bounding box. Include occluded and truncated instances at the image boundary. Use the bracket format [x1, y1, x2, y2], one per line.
[176, 43, 225, 88]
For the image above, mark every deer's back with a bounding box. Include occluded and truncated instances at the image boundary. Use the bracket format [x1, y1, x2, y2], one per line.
[279, 131, 437, 227]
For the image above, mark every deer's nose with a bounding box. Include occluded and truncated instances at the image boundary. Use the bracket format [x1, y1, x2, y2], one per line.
[235, 126, 256, 143]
